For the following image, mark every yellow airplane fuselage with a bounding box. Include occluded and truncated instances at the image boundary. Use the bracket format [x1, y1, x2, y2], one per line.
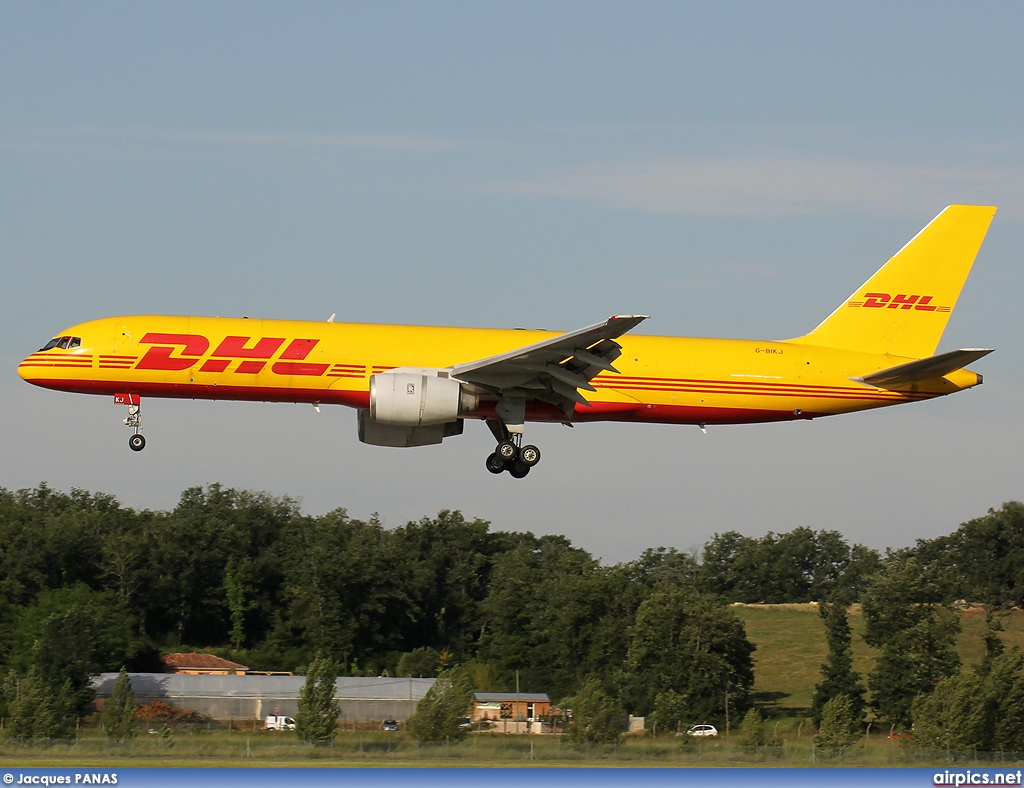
[17, 205, 998, 472]
[18, 314, 980, 426]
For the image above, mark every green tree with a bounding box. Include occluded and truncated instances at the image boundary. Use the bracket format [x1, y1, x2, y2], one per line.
[395, 511, 504, 657]
[147, 484, 296, 648]
[11, 584, 136, 715]
[651, 689, 689, 735]
[910, 502, 1024, 608]
[814, 694, 861, 751]
[862, 555, 961, 728]
[910, 649, 1024, 753]
[619, 588, 755, 720]
[407, 667, 473, 742]
[101, 667, 136, 743]
[811, 599, 865, 725]
[4, 668, 76, 741]
[0, 670, 17, 719]
[477, 534, 635, 699]
[980, 607, 1006, 675]
[295, 652, 339, 745]
[224, 558, 256, 651]
[281, 508, 405, 669]
[911, 670, 987, 751]
[566, 677, 624, 744]
[701, 528, 881, 603]
[987, 648, 1024, 750]
[397, 647, 441, 677]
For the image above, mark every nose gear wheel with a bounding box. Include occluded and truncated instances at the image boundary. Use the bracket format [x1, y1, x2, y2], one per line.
[122, 398, 146, 451]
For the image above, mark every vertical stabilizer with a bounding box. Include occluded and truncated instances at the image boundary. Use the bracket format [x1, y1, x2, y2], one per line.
[791, 205, 996, 358]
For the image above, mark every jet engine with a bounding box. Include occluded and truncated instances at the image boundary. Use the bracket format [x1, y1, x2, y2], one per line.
[359, 369, 479, 448]
[369, 369, 478, 426]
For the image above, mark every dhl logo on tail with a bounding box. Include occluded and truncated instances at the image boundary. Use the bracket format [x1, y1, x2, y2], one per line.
[848, 293, 951, 312]
[17, 205, 998, 478]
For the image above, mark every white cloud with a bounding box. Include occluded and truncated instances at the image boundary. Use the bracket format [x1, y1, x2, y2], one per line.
[493, 154, 1024, 219]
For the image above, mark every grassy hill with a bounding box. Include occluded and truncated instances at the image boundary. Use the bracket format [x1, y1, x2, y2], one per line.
[734, 604, 1024, 715]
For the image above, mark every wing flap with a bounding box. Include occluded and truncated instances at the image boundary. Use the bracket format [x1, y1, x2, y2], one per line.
[452, 314, 648, 415]
[853, 348, 993, 387]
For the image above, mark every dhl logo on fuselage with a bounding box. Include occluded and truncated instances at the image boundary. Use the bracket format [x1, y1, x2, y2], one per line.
[846, 292, 951, 312]
[136, 333, 329, 376]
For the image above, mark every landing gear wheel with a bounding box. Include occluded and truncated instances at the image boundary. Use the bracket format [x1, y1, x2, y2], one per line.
[485, 453, 506, 474]
[496, 441, 519, 462]
[508, 460, 531, 479]
[519, 445, 541, 467]
[128, 434, 146, 452]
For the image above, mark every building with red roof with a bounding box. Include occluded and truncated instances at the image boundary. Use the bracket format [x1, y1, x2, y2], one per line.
[160, 652, 249, 675]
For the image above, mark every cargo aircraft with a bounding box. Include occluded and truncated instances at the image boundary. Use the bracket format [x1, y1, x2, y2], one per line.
[19, 205, 996, 478]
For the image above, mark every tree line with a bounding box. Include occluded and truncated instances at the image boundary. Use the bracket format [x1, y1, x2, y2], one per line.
[1, 482, 1023, 747]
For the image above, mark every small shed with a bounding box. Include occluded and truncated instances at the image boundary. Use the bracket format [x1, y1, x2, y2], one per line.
[471, 692, 551, 723]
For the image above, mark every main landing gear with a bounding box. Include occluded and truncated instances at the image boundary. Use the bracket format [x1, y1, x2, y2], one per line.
[117, 393, 146, 452]
[485, 422, 541, 478]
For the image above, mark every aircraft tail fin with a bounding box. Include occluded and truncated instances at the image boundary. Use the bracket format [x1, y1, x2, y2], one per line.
[790, 205, 996, 358]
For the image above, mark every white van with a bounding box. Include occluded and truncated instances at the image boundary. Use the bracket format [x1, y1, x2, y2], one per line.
[265, 715, 296, 731]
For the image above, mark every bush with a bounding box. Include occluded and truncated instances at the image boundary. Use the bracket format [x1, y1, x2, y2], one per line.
[814, 694, 861, 751]
[737, 708, 769, 747]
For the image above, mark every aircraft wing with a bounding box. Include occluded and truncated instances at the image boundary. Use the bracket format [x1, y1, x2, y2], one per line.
[852, 348, 994, 387]
[452, 315, 648, 414]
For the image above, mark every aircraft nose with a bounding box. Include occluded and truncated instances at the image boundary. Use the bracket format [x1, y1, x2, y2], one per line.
[18, 353, 39, 382]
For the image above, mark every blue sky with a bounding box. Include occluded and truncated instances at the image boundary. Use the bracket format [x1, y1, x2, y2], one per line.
[2, 2, 1022, 561]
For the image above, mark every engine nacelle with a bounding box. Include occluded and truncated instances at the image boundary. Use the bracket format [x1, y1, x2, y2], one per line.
[370, 369, 478, 426]
[358, 410, 464, 447]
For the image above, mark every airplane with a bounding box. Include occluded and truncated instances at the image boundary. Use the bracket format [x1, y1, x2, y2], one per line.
[19, 204, 996, 478]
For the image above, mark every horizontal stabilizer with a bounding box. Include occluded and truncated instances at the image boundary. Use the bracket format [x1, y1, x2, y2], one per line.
[853, 348, 993, 387]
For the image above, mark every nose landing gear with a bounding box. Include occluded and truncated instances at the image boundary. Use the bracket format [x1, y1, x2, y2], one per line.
[116, 393, 146, 451]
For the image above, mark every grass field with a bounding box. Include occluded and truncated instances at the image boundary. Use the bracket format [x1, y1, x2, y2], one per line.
[734, 604, 1024, 713]
[1, 729, 1018, 768]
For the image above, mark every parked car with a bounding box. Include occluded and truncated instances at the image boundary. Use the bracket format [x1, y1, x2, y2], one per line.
[684, 724, 719, 737]
[264, 715, 296, 731]
[381, 719, 400, 731]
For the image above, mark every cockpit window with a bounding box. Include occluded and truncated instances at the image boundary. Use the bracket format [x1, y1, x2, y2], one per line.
[38, 335, 82, 351]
